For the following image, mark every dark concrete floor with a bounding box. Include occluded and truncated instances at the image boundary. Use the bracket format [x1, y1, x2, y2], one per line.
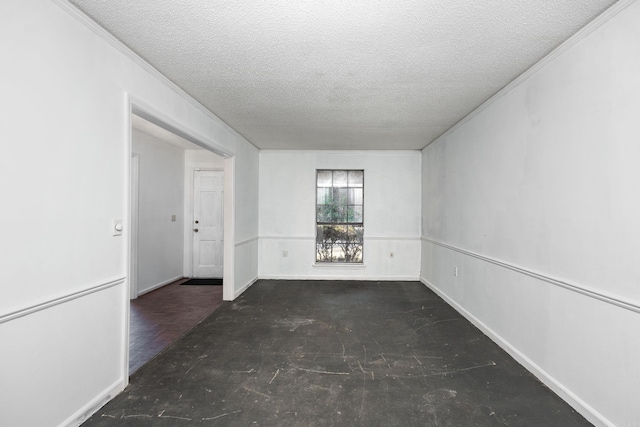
[83, 280, 592, 426]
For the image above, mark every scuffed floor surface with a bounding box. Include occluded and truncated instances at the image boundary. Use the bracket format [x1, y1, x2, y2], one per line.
[83, 280, 592, 426]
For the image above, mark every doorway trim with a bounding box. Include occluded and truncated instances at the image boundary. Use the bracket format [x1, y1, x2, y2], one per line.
[125, 95, 236, 378]
[129, 153, 140, 300]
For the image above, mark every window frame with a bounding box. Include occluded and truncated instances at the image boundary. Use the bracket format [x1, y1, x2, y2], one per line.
[315, 169, 364, 264]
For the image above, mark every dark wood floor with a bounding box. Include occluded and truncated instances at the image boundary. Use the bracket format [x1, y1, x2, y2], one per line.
[129, 278, 223, 373]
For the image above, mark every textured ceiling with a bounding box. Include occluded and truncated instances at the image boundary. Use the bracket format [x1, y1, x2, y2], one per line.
[68, 0, 617, 150]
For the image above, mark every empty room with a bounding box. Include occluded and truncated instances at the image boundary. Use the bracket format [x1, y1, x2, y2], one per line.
[0, 1, 638, 426]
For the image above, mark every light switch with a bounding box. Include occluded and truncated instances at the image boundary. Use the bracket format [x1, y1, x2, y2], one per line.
[171, 214, 177, 222]
[112, 219, 123, 236]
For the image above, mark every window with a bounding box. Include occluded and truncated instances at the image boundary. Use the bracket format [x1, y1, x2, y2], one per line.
[316, 170, 364, 263]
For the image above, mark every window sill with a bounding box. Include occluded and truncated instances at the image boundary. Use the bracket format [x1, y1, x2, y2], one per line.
[313, 263, 366, 269]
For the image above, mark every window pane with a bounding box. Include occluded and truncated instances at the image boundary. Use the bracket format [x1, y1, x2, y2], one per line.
[331, 225, 340, 240]
[348, 188, 363, 205]
[334, 206, 348, 223]
[316, 225, 363, 263]
[317, 205, 330, 222]
[317, 243, 332, 262]
[347, 206, 354, 223]
[333, 170, 348, 187]
[333, 188, 348, 206]
[348, 170, 363, 187]
[317, 187, 332, 204]
[347, 206, 364, 223]
[328, 205, 339, 222]
[316, 225, 324, 243]
[345, 245, 363, 262]
[331, 244, 344, 261]
[317, 225, 334, 262]
[350, 206, 363, 223]
[317, 225, 334, 243]
[347, 225, 364, 243]
[316, 246, 329, 262]
[317, 170, 332, 187]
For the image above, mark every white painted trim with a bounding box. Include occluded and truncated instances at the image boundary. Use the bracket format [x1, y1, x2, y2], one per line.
[365, 236, 421, 241]
[419, 276, 613, 427]
[0, 277, 126, 324]
[312, 263, 366, 269]
[125, 93, 237, 301]
[259, 235, 421, 241]
[120, 278, 130, 393]
[424, 0, 637, 150]
[123, 97, 133, 387]
[260, 235, 314, 240]
[50, 0, 260, 152]
[136, 275, 184, 297]
[234, 276, 258, 299]
[422, 237, 640, 313]
[223, 157, 235, 301]
[130, 100, 233, 158]
[259, 149, 422, 155]
[61, 377, 126, 427]
[235, 236, 259, 247]
[259, 275, 420, 281]
[129, 153, 140, 299]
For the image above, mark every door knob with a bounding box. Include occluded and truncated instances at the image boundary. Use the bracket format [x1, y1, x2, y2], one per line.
[194, 228, 199, 233]
[195, 220, 199, 224]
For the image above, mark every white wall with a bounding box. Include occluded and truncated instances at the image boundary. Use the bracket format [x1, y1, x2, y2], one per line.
[0, 0, 254, 424]
[421, 2, 640, 426]
[259, 150, 421, 280]
[132, 129, 185, 295]
[231, 138, 260, 299]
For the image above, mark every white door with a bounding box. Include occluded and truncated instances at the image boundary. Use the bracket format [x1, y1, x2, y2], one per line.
[193, 170, 224, 278]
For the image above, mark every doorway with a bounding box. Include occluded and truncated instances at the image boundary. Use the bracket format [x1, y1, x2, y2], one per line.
[127, 105, 233, 377]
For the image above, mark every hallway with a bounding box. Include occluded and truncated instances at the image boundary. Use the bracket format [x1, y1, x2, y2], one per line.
[129, 279, 223, 373]
[87, 280, 590, 426]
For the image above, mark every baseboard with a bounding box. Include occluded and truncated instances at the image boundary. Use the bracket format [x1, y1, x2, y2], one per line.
[234, 276, 258, 299]
[61, 377, 125, 427]
[258, 275, 421, 282]
[136, 275, 184, 297]
[419, 276, 613, 427]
